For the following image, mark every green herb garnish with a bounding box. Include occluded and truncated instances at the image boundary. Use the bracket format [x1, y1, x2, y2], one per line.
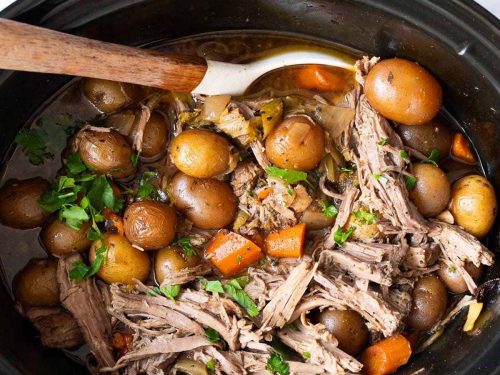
[135, 171, 157, 199]
[321, 200, 338, 218]
[206, 359, 216, 371]
[353, 210, 378, 225]
[201, 280, 224, 293]
[202, 277, 259, 317]
[265, 166, 312, 188]
[131, 152, 140, 167]
[405, 175, 417, 190]
[15, 129, 54, 165]
[422, 148, 440, 166]
[302, 352, 311, 359]
[152, 285, 181, 301]
[266, 353, 290, 375]
[373, 170, 388, 184]
[400, 150, 409, 159]
[173, 237, 197, 257]
[204, 328, 221, 343]
[377, 138, 389, 146]
[334, 226, 355, 247]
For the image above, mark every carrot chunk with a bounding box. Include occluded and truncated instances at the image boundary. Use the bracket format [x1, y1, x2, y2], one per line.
[103, 207, 124, 235]
[264, 223, 306, 258]
[361, 334, 412, 375]
[451, 133, 476, 164]
[112, 331, 133, 357]
[206, 230, 264, 276]
[296, 65, 346, 91]
[257, 187, 274, 200]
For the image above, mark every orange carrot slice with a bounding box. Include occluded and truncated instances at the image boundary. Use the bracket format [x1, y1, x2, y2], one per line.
[451, 133, 476, 164]
[264, 223, 306, 258]
[361, 334, 412, 375]
[296, 65, 346, 91]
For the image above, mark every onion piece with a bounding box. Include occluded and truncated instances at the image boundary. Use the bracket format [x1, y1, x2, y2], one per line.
[314, 104, 355, 139]
[463, 301, 483, 332]
[201, 95, 231, 121]
[173, 359, 208, 375]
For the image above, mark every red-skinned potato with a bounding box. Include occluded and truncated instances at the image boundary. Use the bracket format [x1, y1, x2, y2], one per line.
[365, 58, 442, 125]
[123, 200, 176, 250]
[265, 115, 325, 171]
[0, 177, 50, 229]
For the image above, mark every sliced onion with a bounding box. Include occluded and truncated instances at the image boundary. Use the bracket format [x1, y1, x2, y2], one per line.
[173, 359, 208, 375]
[201, 95, 231, 121]
[315, 104, 355, 139]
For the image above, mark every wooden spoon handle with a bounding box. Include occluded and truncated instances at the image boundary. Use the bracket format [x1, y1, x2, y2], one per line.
[0, 18, 208, 92]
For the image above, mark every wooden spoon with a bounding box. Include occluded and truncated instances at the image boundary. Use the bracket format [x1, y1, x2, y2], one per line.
[0, 18, 354, 95]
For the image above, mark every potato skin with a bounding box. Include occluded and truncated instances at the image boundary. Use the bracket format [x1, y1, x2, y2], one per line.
[438, 262, 483, 294]
[397, 119, 451, 157]
[42, 220, 92, 256]
[0, 177, 50, 229]
[410, 163, 451, 217]
[13, 258, 59, 307]
[365, 58, 442, 125]
[141, 112, 169, 158]
[317, 309, 368, 355]
[171, 172, 237, 230]
[73, 128, 135, 178]
[154, 246, 200, 284]
[83, 78, 132, 113]
[89, 233, 150, 284]
[265, 116, 325, 171]
[170, 129, 233, 178]
[449, 175, 497, 238]
[123, 200, 176, 250]
[407, 275, 448, 331]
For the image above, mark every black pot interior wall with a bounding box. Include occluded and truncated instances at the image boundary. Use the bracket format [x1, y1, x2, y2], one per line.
[0, 0, 499, 374]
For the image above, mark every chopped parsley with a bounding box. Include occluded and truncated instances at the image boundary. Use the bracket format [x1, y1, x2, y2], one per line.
[422, 148, 440, 166]
[373, 170, 388, 184]
[15, 128, 53, 165]
[39, 153, 124, 281]
[334, 226, 355, 247]
[135, 171, 157, 199]
[266, 353, 290, 375]
[321, 200, 338, 218]
[204, 328, 221, 343]
[400, 150, 409, 159]
[377, 138, 389, 146]
[151, 285, 181, 301]
[405, 175, 417, 190]
[353, 210, 378, 225]
[265, 166, 312, 188]
[131, 152, 140, 167]
[173, 237, 197, 257]
[202, 277, 259, 318]
[206, 359, 216, 371]
[302, 352, 311, 359]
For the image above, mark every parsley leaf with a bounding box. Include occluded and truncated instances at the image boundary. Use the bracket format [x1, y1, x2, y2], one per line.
[302, 352, 311, 359]
[69, 245, 107, 281]
[153, 285, 181, 301]
[201, 280, 224, 293]
[334, 226, 355, 247]
[87, 175, 123, 212]
[265, 166, 312, 187]
[266, 353, 290, 375]
[173, 237, 197, 257]
[353, 210, 378, 225]
[66, 152, 87, 175]
[223, 282, 260, 317]
[59, 204, 89, 230]
[373, 170, 388, 184]
[422, 148, 440, 166]
[131, 152, 140, 167]
[321, 200, 338, 218]
[206, 359, 216, 371]
[377, 138, 389, 146]
[400, 150, 409, 159]
[405, 175, 417, 190]
[15, 128, 54, 165]
[136, 171, 157, 199]
[204, 328, 221, 343]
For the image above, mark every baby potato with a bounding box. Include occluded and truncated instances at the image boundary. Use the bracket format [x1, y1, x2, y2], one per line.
[170, 129, 233, 178]
[397, 118, 451, 157]
[171, 172, 237, 230]
[89, 233, 150, 284]
[317, 309, 369, 355]
[438, 262, 483, 294]
[73, 128, 135, 178]
[449, 175, 497, 238]
[13, 258, 59, 307]
[141, 112, 169, 159]
[41, 220, 92, 256]
[0, 177, 50, 229]
[123, 200, 176, 250]
[83, 78, 134, 113]
[407, 275, 448, 331]
[410, 163, 451, 217]
[265, 116, 325, 171]
[365, 58, 442, 125]
[155, 246, 201, 284]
